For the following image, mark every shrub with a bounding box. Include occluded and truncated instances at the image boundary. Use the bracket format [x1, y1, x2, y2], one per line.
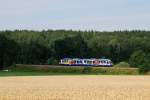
[114, 62, 130, 68]
[139, 62, 150, 74]
[129, 50, 146, 67]
[129, 51, 150, 74]
[7, 62, 16, 71]
[91, 67, 138, 75]
[14, 64, 139, 75]
[82, 67, 92, 74]
[14, 64, 84, 73]
[47, 58, 58, 65]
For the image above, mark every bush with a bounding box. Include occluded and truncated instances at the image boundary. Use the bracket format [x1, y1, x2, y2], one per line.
[47, 58, 58, 65]
[139, 62, 150, 74]
[14, 64, 84, 73]
[129, 51, 150, 74]
[9, 62, 16, 70]
[82, 67, 92, 74]
[114, 62, 130, 68]
[14, 64, 139, 75]
[91, 67, 138, 75]
[129, 50, 146, 67]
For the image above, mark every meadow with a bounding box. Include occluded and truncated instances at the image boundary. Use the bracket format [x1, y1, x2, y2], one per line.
[0, 76, 150, 100]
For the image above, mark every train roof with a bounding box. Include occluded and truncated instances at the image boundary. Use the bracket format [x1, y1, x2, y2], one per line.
[62, 58, 72, 60]
[101, 59, 111, 60]
[61, 58, 112, 61]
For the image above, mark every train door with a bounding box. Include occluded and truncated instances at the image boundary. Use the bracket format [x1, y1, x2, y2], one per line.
[93, 60, 99, 66]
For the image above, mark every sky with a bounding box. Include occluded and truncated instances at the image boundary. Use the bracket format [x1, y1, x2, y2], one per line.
[0, 0, 150, 31]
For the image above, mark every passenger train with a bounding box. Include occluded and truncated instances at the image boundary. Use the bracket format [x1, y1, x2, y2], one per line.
[59, 58, 113, 67]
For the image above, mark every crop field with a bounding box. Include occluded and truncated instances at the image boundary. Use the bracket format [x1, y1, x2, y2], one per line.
[0, 76, 150, 100]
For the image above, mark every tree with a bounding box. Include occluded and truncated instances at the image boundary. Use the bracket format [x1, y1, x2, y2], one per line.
[54, 34, 89, 59]
[129, 50, 150, 73]
[129, 50, 146, 67]
[0, 34, 6, 69]
[0, 30, 150, 67]
[0, 34, 17, 69]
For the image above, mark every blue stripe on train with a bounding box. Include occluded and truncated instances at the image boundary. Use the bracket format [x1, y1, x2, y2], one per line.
[60, 64, 112, 67]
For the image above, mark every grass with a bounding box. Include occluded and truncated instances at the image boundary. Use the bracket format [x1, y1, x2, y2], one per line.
[0, 71, 85, 77]
[0, 64, 140, 76]
[0, 70, 140, 77]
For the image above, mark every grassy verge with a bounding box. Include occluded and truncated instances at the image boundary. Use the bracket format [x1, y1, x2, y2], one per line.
[0, 64, 140, 76]
[0, 71, 85, 77]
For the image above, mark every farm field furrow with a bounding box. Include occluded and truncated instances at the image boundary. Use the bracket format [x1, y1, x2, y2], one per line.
[0, 76, 150, 100]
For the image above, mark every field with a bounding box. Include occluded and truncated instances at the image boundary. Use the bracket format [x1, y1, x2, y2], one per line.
[0, 76, 150, 100]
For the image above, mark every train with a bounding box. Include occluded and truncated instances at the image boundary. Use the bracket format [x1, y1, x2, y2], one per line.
[59, 58, 113, 67]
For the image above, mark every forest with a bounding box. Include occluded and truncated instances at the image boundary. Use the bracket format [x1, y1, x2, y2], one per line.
[0, 30, 150, 72]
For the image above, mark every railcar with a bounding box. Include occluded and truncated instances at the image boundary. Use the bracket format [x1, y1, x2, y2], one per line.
[59, 58, 113, 67]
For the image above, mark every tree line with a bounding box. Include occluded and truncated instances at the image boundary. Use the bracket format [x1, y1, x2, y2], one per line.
[0, 30, 150, 72]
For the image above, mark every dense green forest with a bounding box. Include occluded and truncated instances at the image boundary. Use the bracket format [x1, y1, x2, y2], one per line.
[0, 30, 150, 72]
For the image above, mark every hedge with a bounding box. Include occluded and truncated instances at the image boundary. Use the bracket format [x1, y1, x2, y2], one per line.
[12, 64, 139, 75]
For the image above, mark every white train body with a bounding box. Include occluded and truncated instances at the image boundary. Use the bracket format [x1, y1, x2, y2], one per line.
[59, 58, 113, 67]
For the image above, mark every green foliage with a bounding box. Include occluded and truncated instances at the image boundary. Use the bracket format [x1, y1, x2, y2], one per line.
[139, 60, 150, 74]
[13, 65, 84, 73]
[0, 30, 150, 71]
[129, 50, 150, 73]
[91, 67, 139, 75]
[139, 65, 150, 74]
[9, 62, 16, 70]
[54, 34, 88, 58]
[82, 67, 92, 74]
[47, 58, 58, 65]
[129, 50, 146, 67]
[114, 62, 130, 68]
[0, 34, 17, 69]
[12, 64, 139, 75]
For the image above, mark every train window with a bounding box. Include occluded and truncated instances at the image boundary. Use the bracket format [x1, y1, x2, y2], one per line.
[90, 61, 92, 64]
[80, 61, 82, 63]
[74, 61, 76, 63]
[109, 61, 112, 64]
[84, 60, 87, 63]
[77, 61, 79, 64]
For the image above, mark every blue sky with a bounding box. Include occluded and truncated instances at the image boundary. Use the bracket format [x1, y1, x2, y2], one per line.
[0, 0, 150, 31]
